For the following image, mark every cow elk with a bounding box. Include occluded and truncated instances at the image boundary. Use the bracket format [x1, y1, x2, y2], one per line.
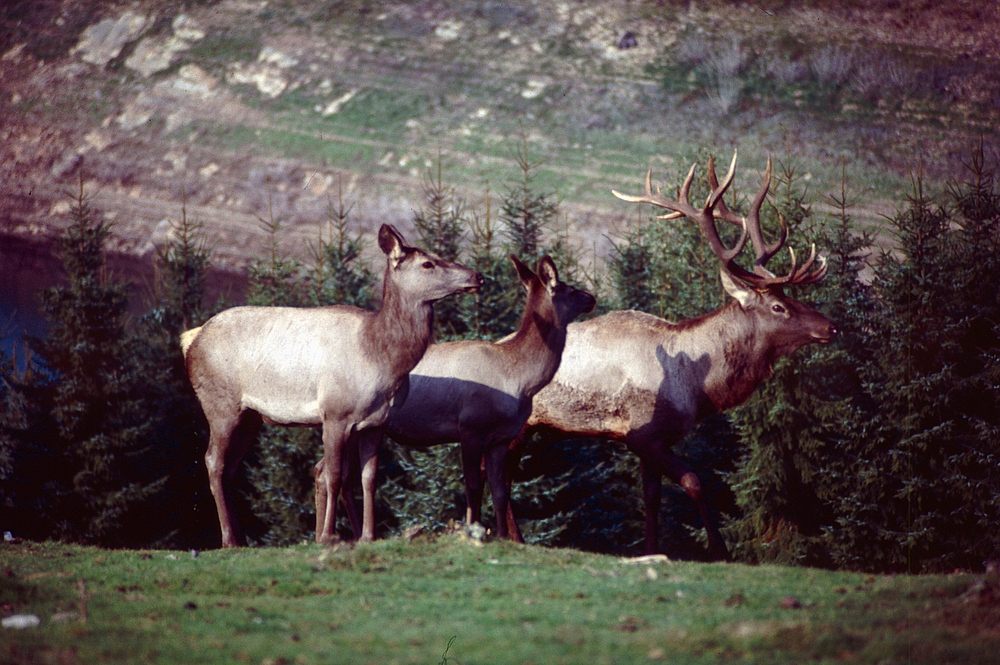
[316, 255, 596, 541]
[502, 152, 835, 559]
[181, 224, 483, 547]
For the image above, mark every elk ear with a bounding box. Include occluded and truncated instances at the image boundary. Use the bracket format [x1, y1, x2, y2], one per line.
[720, 268, 759, 309]
[510, 254, 536, 291]
[378, 224, 408, 267]
[537, 255, 559, 290]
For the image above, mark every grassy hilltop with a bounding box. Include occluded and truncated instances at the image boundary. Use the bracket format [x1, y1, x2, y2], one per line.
[3, 536, 1000, 664]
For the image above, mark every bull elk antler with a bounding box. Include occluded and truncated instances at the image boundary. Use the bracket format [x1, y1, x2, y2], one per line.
[612, 151, 827, 289]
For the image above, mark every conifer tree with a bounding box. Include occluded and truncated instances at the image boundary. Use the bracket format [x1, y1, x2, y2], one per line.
[722, 158, 864, 566]
[30, 178, 167, 545]
[134, 197, 216, 546]
[411, 156, 470, 339]
[820, 149, 1000, 572]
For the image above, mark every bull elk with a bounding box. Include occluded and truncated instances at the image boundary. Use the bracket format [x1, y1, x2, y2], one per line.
[315, 255, 596, 541]
[181, 224, 483, 547]
[502, 153, 835, 559]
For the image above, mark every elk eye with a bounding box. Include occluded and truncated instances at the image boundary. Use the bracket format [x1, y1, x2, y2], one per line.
[772, 304, 786, 314]
[422, 261, 435, 269]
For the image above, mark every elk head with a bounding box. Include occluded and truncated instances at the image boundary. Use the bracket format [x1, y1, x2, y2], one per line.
[378, 224, 484, 302]
[511, 254, 597, 328]
[613, 152, 836, 355]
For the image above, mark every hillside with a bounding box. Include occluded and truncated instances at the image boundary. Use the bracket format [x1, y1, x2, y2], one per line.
[3, 536, 1000, 664]
[2, 0, 998, 287]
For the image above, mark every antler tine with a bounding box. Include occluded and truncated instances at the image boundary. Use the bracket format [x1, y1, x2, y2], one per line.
[613, 167, 701, 219]
[742, 157, 788, 277]
[788, 244, 828, 284]
[755, 243, 828, 287]
[705, 150, 737, 212]
[613, 164, 751, 274]
[706, 152, 745, 228]
[697, 151, 749, 268]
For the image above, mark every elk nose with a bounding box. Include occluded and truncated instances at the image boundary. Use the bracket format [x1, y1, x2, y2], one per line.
[474, 272, 485, 287]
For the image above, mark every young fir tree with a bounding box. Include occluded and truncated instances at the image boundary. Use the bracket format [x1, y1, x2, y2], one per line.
[819, 149, 1000, 573]
[411, 156, 470, 340]
[0, 334, 60, 541]
[724, 159, 875, 566]
[133, 197, 217, 547]
[29, 178, 167, 545]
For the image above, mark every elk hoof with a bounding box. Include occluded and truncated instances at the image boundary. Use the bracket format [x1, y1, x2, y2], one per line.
[679, 472, 702, 499]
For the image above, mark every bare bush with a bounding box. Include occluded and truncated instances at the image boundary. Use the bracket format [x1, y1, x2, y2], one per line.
[707, 39, 750, 78]
[851, 53, 915, 100]
[884, 58, 916, 90]
[707, 74, 742, 115]
[810, 45, 855, 85]
[852, 57, 884, 98]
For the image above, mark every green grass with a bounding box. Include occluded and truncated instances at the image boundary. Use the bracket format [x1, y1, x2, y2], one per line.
[2, 538, 998, 664]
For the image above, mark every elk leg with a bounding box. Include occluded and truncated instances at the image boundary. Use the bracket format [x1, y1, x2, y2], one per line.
[639, 460, 663, 555]
[484, 442, 511, 540]
[460, 439, 486, 527]
[341, 444, 363, 539]
[316, 422, 349, 545]
[647, 449, 730, 562]
[314, 453, 362, 541]
[356, 428, 382, 543]
[205, 410, 261, 548]
[313, 458, 328, 541]
[503, 431, 527, 544]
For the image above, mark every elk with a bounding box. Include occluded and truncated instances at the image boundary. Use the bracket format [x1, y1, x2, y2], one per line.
[501, 153, 835, 559]
[315, 255, 596, 541]
[180, 224, 483, 547]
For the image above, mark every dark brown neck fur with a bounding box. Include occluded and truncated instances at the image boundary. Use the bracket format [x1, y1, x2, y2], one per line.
[689, 301, 778, 414]
[363, 268, 435, 381]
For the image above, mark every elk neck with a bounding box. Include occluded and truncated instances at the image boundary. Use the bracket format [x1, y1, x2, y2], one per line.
[683, 301, 779, 414]
[362, 270, 436, 379]
[500, 285, 565, 396]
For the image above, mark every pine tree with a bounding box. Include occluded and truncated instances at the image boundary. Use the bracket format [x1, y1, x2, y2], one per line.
[821, 149, 1000, 572]
[0, 339, 59, 541]
[500, 134, 560, 262]
[723, 158, 865, 566]
[133, 197, 217, 547]
[29, 178, 167, 545]
[411, 155, 470, 339]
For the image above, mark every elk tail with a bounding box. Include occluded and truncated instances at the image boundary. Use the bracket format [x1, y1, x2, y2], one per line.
[179, 327, 203, 358]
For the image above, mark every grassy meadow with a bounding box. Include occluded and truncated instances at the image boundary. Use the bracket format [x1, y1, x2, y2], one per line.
[3, 535, 999, 665]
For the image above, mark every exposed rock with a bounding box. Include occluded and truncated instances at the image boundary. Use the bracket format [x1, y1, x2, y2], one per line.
[435, 20, 463, 41]
[170, 64, 218, 98]
[117, 93, 155, 130]
[83, 130, 113, 153]
[50, 150, 83, 179]
[74, 13, 148, 67]
[228, 63, 288, 98]
[258, 46, 298, 69]
[171, 14, 206, 42]
[125, 35, 191, 78]
[199, 163, 220, 178]
[124, 15, 205, 78]
[319, 89, 357, 116]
